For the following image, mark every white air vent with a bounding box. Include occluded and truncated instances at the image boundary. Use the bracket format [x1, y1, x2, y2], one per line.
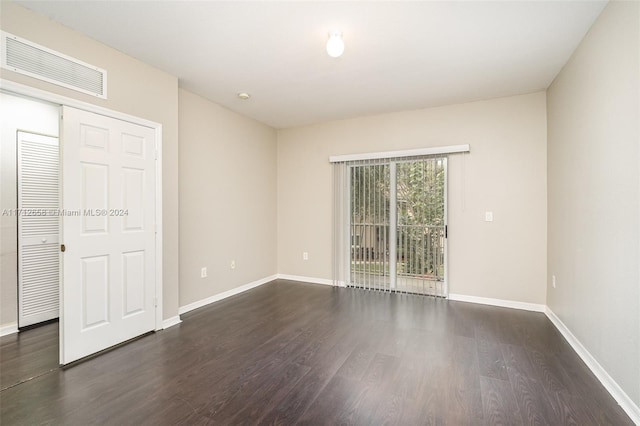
[2, 31, 107, 98]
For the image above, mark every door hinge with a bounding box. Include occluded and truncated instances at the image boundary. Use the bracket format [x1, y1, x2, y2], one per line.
[153, 297, 158, 308]
[445, 225, 448, 238]
[155, 149, 158, 160]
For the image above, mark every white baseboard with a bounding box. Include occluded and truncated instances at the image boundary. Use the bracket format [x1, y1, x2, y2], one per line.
[448, 293, 546, 312]
[545, 307, 640, 424]
[0, 322, 18, 337]
[178, 274, 278, 315]
[276, 274, 334, 286]
[161, 316, 182, 330]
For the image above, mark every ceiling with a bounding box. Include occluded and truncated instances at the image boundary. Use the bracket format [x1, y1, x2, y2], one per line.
[17, 1, 607, 129]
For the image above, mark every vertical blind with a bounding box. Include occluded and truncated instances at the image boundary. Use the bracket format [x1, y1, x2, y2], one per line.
[332, 154, 449, 297]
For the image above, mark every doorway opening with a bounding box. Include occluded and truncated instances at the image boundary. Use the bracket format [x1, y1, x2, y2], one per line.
[0, 93, 61, 331]
[0, 93, 60, 389]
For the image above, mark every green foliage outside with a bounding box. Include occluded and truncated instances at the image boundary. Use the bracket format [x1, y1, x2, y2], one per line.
[350, 158, 445, 278]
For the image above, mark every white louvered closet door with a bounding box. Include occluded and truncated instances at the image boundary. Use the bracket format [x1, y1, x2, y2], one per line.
[17, 131, 60, 327]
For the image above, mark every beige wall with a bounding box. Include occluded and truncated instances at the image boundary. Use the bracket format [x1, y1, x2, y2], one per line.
[178, 89, 277, 307]
[0, 2, 180, 322]
[547, 1, 640, 406]
[0, 94, 59, 325]
[278, 92, 548, 304]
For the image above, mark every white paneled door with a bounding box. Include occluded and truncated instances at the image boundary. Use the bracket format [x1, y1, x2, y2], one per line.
[17, 132, 60, 327]
[61, 106, 157, 364]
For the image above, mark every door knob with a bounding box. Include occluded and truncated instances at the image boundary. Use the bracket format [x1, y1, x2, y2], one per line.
[41, 238, 47, 243]
[60, 244, 66, 252]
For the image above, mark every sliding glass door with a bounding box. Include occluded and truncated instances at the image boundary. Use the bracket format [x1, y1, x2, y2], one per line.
[348, 157, 447, 297]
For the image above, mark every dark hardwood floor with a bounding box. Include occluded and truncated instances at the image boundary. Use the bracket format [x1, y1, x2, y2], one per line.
[1, 319, 59, 391]
[0, 280, 633, 425]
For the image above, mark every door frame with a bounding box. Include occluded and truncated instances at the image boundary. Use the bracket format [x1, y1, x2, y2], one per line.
[0, 79, 165, 342]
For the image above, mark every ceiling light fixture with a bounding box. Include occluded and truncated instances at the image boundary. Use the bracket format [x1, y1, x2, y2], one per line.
[237, 92, 250, 100]
[326, 30, 344, 58]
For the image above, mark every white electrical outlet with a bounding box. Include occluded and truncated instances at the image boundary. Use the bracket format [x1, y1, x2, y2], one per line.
[201, 267, 207, 278]
[303, 252, 309, 261]
[552, 275, 556, 288]
[230, 260, 236, 270]
[485, 211, 494, 222]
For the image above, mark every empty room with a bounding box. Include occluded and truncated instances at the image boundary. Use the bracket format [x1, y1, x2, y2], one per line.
[0, 0, 638, 424]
